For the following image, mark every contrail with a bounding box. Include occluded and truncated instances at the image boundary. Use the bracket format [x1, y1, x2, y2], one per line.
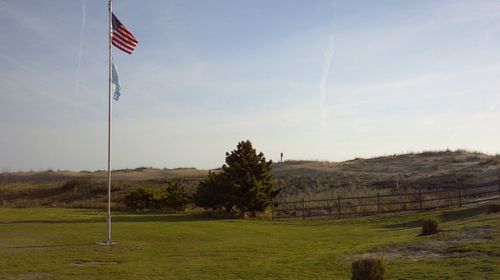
[75, 0, 86, 98]
[319, 0, 336, 128]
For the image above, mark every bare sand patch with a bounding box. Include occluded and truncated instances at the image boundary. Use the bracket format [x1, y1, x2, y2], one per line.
[350, 226, 496, 261]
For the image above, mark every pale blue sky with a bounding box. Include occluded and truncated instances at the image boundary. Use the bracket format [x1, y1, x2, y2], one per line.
[1, 0, 500, 171]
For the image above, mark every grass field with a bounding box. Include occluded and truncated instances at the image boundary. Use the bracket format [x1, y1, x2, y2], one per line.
[0, 205, 498, 279]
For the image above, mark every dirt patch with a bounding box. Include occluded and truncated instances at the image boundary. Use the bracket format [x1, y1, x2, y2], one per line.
[71, 260, 118, 267]
[351, 226, 497, 261]
[449, 226, 494, 242]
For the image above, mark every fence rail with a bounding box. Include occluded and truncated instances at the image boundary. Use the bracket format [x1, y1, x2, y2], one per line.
[271, 177, 500, 220]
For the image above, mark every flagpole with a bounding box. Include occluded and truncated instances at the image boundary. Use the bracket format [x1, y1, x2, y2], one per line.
[106, 0, 113, 245]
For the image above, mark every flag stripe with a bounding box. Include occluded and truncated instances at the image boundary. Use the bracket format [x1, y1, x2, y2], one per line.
[112, 38, 134, 53]
[112, 40, 133, 54]
[116, 31, 137, 46]
[112, 34, 136, 50]
[113, 36, 135, 50]
[117, 27, 138, 43]
[112, 43, 131, 55]
[111, 30, 137, 53]
[111, 13, 138, 54]
[115, 28, 137, 44]
[111, 33, 136, 54]
[114, 31, 137, 47]
[112, 39, 132, 52]
[112, 41, 133, 54]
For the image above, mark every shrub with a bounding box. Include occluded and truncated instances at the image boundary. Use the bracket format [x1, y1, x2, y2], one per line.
[351, 257, 386, 280]
[125, 182, 189, 212]
[421, 219, 439, 235]
[195, 171, 234, 212]
[487, 204, 500, 214]
[164, 181, 189, 211]
[124, 187, 160, 211]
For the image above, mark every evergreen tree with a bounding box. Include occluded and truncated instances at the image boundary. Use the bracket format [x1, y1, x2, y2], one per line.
[194, 171, 235, 212]
[222, 140, 274, 212]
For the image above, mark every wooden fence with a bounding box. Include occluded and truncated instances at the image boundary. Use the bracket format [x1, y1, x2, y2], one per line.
[271, 176, 500, 220]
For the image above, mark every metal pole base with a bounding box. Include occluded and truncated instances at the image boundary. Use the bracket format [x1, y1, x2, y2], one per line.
[97, 215, 115, 245]
[97, 240, 117, 246]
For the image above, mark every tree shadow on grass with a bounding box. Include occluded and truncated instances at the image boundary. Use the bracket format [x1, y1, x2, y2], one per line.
[383, 219, 422, 230]
[439, 205, 487, 223]
[112, 214, 221, 223]
[0, 219, 103, 225]
[0, 214, 236, 225]
[383, 205, 487, 230]
[6, 242, 96, 249]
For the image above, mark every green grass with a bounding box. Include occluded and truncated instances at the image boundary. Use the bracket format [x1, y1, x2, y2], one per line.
[0, 205, 498, 279]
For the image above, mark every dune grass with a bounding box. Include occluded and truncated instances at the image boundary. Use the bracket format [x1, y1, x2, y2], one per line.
[0, 205, 498, 279]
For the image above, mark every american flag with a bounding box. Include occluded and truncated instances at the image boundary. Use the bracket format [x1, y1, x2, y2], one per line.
[111, 13, 138, 54]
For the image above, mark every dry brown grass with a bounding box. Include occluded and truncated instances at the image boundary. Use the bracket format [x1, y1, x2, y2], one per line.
[273, 150, 500, 202]
[2, 150, 499, 210]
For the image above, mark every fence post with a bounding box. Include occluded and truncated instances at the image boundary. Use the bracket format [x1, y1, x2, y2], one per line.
[419, 186, 423, 210]
[497, 172, 500, 197]
[458, 181, 463, 207]
[302, 198, 305, 220]
[337, 195, 342, 219]
[330, 198, 334, 217]
[271, 198, 274, 221]
[377, 192, 381, 217]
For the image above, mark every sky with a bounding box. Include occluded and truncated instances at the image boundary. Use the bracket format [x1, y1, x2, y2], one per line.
[1, 0, 500, 171]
